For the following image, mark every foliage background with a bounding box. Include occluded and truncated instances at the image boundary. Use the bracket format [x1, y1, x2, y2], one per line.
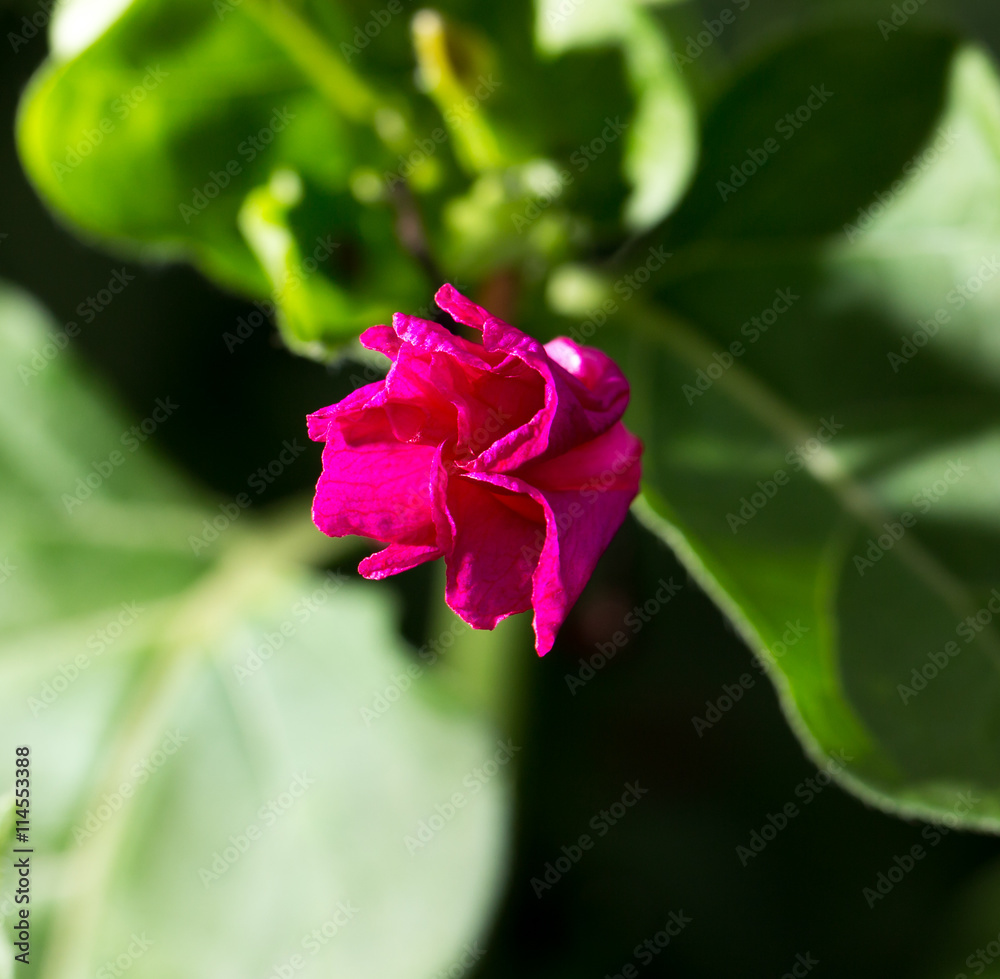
[5, 0, 1000, 976]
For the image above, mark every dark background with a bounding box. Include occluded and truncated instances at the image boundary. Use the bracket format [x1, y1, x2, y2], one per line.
[5, 1, 1000, 975]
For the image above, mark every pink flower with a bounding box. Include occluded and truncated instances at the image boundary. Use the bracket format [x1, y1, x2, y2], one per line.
[307, 285, 642, 655]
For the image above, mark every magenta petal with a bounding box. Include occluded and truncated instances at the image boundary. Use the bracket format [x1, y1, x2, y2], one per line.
[517, 421, 643, 492]
[360, 542, 443, 579]
[359, 323, 403, 361]
[443, 476, 540, 631]
[391, 311, 491, 369]
[471, 426, 642, 655]
[544, 337, 631, 403]
[430, 289, 632, 474]
[434, 283, 494, 331]
[306, 381, 384, 442]
[308, 285, 643, 655]
[312, 431, 446, 548]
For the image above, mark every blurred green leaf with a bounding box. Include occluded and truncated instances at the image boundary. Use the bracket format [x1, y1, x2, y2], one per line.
[535, 0, 697, 230]
[597, 31, 1000, 829]
[0, 283, 513, 975]
[921, 854, 1000, 977]
[16, 0, 428, 353]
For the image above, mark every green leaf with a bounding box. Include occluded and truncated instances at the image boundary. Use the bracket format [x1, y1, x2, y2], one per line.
[601, 31, 1000, 829]
[16, 0, 428, 353]
[0, 286, 208, 639]
[535, 0, 697, 229]
[0, 282, 513, 974]
[10, 569, 513, 978]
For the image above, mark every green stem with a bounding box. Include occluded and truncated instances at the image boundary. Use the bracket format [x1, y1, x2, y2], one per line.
[412, 9, 505, 173]
[244, 0, 382, 124]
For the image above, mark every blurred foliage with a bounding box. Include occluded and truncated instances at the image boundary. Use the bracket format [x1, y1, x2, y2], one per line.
[0, 285, 515, 976]
[619, 33, 1000, 827]
[7, 0, 1000, 975]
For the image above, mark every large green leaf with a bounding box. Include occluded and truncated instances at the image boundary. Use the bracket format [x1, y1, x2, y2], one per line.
[15, 0, 428, 352]
[0, 284, 513, 975]
[587, 30, 1000, 828]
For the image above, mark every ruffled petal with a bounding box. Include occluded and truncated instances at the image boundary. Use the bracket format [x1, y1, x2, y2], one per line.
[359, 542, 443, 579]
[390, 311, 492, 369]
[306, 380, 385, 442]
[516, 421, 642, 493]
[442, 475, 542, 631]
[544, 336, 631, 407]
[434, 282, 495, 332]
[311, 413, 449, 552]
[380, 311, 544, 457]
[433, 285, 630, 474]
[309, 287, 642, 647]
[467, 425, 642, 654]
[359, 323, 403, 361]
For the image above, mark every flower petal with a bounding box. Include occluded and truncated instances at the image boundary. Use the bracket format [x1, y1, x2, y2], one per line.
[359, 542, 443, 579]
[468, 424, 642, 654]
[433, 286, 631, 474]
[311, 413, 449, 554]
[516, 421, 643, 493]
[443, 475, 542, 631]
[306, 380, 384, 442]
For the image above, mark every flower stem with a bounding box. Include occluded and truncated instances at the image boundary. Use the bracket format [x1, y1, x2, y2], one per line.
[243, 0, 382, 125]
